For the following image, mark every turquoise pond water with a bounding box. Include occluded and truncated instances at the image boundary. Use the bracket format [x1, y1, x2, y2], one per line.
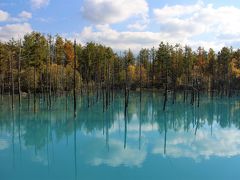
[1, 92, 240, 180]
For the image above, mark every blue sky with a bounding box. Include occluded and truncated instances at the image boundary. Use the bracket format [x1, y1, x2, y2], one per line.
[1, 0, 240, 51]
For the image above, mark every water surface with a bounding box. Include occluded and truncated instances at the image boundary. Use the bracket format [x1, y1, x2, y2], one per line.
[1, 92, 240, 180]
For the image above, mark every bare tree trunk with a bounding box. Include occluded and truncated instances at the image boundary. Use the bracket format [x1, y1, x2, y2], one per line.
[7, 53, 11, 110]
[183, 82, 186, 103]
[139, 99, 142, 150]
[191, 81, 195, 106]
[172, 78, 176, 104]
[46, 52, 49, 108]
[108, 65, 111, 107]
[87, 81, 90, 108]
[96, 82, 99, 103]
[10, 52, 14, 110]
[73, 40, 77, 118]
[27, 80, 30, 111]
[197, 79, 200, 107]
[49, 38, 52, 109]
[56, 64, 59, 96]
[124, 107, 128, 149]
[111, 63, 114, 103]
[65, 73, 68, 112]
[61, 58, 65, 96]
[105, 64, 109, 111]
[152, 49, 155, 89]
[163, 71, 168, 111]
[140, 58, 142, 103]
[39, 72, 44, 106]
[102, 85, 105, 112]
[163, 85, 167, 111]
[18, 41, 21, 108]
[34, 63, 36, 113]
[107, 63, 110, 107]
[124, 62, 128, 117]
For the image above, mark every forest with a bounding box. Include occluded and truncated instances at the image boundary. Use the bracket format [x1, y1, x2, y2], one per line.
[1, 32, 240, 112]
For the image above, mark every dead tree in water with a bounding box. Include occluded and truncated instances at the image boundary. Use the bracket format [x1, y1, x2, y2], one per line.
[163, 84, 167, 111]
[197, 79, 200, 107]
[140, 57, 142, 103]
[139, 97, 142, 150]
[163, 71, 168, 111]
[150, 47, 155, 90]
[87, 81, 90, 108]
[18, 41, 21, 107]
[102, 84, 105, 112]
[124, 88, 128, 116]
[111, 62, 114, 103]
[45, 47, 49, 108]
[190, 85, 195, 106]
[190, 79, 200, 107]
[105, 63, 109, 111]
[124, 59, 129, 117]
[65, 82, 68, 111]
[172, 77, 176, 104]
[124, 108, 128, 149]
[33, 62, 36, 113]
[73, 40, 77, 117]
[107, 62, 111, 108]
[48, 36, 52, 110]
[9, 51, 14, 110]
[27, 78, 30, 111]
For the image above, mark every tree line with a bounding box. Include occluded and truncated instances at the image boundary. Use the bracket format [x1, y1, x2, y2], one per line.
[1, 32, 240, 105]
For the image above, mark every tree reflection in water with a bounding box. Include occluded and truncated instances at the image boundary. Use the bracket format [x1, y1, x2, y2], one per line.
[1, 92, 240, 168]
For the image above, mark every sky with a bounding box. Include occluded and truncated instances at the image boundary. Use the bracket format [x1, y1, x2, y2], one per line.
[1, 0, 240, 52]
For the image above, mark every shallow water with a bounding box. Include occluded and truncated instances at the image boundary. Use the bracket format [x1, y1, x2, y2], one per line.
[1, 92, 240, 180]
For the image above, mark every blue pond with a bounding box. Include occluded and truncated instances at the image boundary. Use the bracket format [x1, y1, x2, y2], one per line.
[1, 92, 240, 180]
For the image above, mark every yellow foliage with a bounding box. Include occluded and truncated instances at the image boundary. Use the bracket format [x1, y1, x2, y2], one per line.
[230, 58, 240, 78]
[128, 65, 136, 82]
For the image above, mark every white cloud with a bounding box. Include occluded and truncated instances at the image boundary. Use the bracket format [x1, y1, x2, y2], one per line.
[127, 22, 146, 31]
[84, 138, 146, 167]
[0, 23, 33, 42]
[0, 10, 32, 23]
[70, 25, 219, 52]
[19, 11, 32, 19]
[0, 10, 9, 22]
[127, 17, 149, 31]
[153, 1, 203, 22]
[81, 0, 149, 24]
[82, 117, 240, 165]
[31, 0, 49, 9]
[71, 1, 240, 52]
[153, 1, 240, 41]
[152, 127, 240, 160]
[72, 26, 159, 52]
